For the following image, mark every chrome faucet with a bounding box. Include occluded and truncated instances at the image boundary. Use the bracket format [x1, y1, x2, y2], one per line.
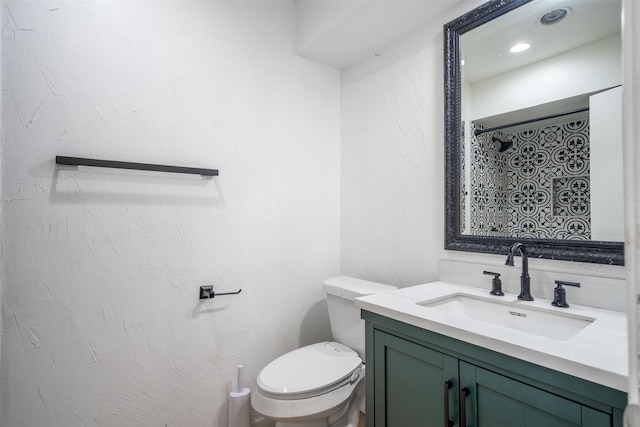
[505, 242, 533, 301]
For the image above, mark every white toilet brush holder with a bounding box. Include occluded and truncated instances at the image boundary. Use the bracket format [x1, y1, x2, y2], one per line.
[228, 365, 251, 427]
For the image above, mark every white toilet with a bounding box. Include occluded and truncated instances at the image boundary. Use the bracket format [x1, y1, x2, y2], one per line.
[251, 276, 397, 427]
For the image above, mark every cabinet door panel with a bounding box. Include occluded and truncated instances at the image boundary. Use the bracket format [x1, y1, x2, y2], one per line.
[582, 406, 612, 427]
[476, 385, 578, 427]
[460, 362, 610, 427]
[374, 331, 457, 427]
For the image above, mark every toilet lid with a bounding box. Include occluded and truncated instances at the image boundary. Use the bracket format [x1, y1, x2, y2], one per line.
[257, 342, 362, 399]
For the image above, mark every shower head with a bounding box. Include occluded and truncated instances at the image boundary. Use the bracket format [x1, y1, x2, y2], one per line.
[493, 137, 513, 152]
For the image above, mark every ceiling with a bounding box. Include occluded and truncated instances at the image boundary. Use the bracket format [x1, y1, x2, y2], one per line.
[465, 0, 621, 130]
[461, 0, 621, 83]
[293, 0, 620, 73]
[295, 0, 455, 69]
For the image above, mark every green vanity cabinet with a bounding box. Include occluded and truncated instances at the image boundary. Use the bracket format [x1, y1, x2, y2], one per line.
[364, 311, 626, 427]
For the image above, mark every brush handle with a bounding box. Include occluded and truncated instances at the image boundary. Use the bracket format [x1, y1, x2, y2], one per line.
[236, 365, 244, 393]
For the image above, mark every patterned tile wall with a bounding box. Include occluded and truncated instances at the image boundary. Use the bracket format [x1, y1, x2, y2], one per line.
[469, 118, 591, 240]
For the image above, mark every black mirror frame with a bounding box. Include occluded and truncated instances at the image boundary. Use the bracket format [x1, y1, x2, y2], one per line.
[443, 0, 624, 265]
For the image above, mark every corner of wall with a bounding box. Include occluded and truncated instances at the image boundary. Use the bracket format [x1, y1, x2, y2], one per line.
[623, 0, 640, 409]
[1, 2, 4, 422]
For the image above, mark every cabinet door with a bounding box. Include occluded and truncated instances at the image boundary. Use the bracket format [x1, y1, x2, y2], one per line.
[459, 361, 611, 427]
[373, 330, 458, 427]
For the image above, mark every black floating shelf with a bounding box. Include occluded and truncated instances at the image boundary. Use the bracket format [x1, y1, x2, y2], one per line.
[56, 156, 218, 176]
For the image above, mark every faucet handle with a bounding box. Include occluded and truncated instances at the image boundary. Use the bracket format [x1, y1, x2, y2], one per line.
[551, 280, 580, 308]
[483, 271, 504, 296]
[555, 280, 581, 288]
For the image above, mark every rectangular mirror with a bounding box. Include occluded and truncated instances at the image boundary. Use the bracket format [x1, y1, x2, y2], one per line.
[444, 0, 624, 264]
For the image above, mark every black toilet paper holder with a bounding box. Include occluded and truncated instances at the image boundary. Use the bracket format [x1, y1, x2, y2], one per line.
[199, 286, 242, 299]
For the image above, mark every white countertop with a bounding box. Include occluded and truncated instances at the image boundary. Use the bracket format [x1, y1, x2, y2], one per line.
[355, 281, 628, 392]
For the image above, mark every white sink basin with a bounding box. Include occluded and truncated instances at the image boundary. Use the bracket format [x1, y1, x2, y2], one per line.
[419, 293, 595, 340]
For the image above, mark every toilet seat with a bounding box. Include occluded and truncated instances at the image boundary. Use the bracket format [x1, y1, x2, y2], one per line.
[257, 342, 363, 400]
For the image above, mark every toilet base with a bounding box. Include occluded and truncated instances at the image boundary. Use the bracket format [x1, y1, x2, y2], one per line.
[275, 421, 327, 427]
[270, 380, 364, 427]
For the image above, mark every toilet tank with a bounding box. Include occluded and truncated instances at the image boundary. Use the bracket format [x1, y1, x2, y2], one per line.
[323, 276, 397, 358]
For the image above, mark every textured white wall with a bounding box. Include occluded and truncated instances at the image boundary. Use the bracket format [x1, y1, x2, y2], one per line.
[340, 38, 439, 286]
[340, 0, 485, 287]
[0, 1, 340, 426]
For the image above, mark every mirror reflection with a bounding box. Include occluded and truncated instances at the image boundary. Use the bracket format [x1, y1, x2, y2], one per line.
[458, 0, 622, 242]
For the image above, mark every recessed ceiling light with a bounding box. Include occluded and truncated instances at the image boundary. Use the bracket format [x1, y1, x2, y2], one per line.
[510, 43, 530, 53]
[539, 8, 571, 25]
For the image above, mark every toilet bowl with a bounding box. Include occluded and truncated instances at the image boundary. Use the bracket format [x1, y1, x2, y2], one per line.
[252, 342, 364, 427]
[251, 276, 397, 427]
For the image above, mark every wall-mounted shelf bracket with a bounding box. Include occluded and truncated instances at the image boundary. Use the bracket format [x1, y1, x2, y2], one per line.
[199, 286, 242, 300]
[56, 156, 219, 176]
